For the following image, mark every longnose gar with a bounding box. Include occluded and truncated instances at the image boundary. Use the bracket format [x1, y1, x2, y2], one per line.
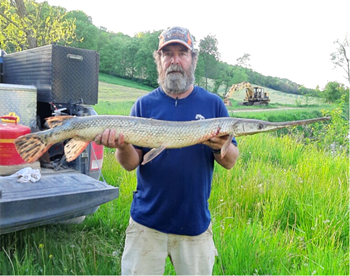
[14, 115, 329, 165]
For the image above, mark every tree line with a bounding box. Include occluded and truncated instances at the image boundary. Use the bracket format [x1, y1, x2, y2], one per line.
[1, 0, 348, 104]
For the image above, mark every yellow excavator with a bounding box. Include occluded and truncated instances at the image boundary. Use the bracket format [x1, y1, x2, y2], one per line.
[223, 82, 270, 106]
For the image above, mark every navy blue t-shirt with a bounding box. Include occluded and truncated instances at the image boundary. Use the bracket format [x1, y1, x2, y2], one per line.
[129, 86, 237, 236]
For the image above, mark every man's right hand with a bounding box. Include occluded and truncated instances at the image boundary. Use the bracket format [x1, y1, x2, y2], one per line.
[95, 129, 128, 149]
[95, 129, 143, 171]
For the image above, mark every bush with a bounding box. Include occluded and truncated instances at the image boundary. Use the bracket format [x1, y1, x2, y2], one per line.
[310, 95, 349, 155]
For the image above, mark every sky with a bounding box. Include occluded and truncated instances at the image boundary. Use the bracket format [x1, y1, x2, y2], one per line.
[41, 0, 350, 89]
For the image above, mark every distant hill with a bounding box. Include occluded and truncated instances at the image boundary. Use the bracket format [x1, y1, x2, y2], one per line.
[218, 85, 322, 105]
[98, 74, 322, 105]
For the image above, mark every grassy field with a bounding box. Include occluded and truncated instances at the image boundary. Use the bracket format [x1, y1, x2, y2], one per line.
[98, 74, 322, 106]
[221, 86, 323, 105]
[214, 82, 323, 106]
[0, 76, 348, 275]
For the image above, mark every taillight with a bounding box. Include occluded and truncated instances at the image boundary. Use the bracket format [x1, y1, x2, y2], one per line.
[90, 141, 104, 171]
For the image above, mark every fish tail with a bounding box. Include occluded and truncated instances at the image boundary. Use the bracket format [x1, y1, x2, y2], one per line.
[14, 133, 51, 163]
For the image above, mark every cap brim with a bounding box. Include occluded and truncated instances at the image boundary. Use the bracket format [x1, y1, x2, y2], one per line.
[158, 39, 192, 52]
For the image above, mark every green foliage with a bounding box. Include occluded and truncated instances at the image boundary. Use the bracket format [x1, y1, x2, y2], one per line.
[96, 31, 160, 87]
[64, 10, 100, 50]
[0, 0, 78, 51]
[198, 34, 220, 90]
[320, 81, 349, 104]
[213, 65, 249, 94]
[0, 0, 324, 95]
[313, 96, 349, 154]
[231, 101, 349, 155]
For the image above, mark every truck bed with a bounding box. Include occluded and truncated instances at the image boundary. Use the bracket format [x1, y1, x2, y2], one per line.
[0, 171, 119, 234]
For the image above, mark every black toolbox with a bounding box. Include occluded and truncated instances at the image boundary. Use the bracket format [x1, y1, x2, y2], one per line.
[3, 45, 99, 105]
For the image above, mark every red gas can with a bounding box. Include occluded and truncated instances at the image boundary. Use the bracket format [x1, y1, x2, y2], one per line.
[0, 116, 31, 165]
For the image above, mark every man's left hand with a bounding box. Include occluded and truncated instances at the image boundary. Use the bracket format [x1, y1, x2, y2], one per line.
[202, 135, 230, 151]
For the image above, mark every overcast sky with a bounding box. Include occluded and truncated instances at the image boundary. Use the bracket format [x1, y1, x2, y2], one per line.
[42, 0, 350, 89]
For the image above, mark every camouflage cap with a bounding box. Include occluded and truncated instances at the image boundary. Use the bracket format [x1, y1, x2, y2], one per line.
[158, 26, 194, 52]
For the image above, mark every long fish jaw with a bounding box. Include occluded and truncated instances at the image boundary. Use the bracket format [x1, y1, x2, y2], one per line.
[233, 117, 330, 137]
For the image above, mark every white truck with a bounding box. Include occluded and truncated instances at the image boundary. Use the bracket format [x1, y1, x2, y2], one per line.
[0, 45, 119, 234]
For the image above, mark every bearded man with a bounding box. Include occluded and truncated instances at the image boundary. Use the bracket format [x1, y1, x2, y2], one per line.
[96, 26, 239, 275]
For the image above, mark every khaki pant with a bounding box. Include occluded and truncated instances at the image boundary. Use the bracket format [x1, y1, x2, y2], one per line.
[121, 218, 217, 275]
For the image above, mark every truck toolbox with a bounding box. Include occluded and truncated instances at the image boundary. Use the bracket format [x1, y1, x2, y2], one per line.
[0, 45, 114, 235]
[3, 44, 99, 105]
[0, 172, 119, 234]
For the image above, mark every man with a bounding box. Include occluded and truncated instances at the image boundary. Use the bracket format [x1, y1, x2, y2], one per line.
[96, 26, 239, 275]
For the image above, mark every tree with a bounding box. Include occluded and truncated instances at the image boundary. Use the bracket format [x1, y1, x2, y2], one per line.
[231, 66, 248, 84]
[321, 81, 349, 104]
[199, 34, 220, 90]
[0, 0, 77, 51]
[65, 10, 98, 50]
[134, 31, 159, 86]
[236, 53, 251, 68]
[330, 34, 350, 86]
[98, 33, 126, 76]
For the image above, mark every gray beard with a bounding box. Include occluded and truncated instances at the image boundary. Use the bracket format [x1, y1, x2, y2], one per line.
[158, 64, 195, 95]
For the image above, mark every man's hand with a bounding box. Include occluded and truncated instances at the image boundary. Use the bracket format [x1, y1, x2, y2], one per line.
[95, 129, 143, 171]
[95, 129, 128, 149]
[202, 135, 239, 170]
[202, 135, 230, 151]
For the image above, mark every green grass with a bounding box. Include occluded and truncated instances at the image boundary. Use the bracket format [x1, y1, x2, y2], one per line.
[210, 135, 349, 275]
[98, 73, 152, 104]
[99, 73, 154, 91]
[94, 101, 134, 115]
[1, 136, 347, 275]
[0, 76, 348, 275]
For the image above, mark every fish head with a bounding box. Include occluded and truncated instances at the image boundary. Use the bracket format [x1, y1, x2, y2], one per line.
[233, 119, 288, 136]
[232, 117, 329, 137]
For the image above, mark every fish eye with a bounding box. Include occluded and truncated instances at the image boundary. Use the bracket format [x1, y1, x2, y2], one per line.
[258, 123, 264, 130]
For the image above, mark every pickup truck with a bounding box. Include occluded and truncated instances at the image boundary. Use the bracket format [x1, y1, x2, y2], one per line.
[0, 45, 119, 234]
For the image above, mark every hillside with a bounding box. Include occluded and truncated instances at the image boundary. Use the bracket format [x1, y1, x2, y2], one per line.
[98, 75, 322, 106]
[220, 86, 322, 105]
[98, 82, 149, 102]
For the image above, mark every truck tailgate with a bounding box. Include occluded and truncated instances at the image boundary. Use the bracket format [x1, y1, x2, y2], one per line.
[0, 172, 119, 234]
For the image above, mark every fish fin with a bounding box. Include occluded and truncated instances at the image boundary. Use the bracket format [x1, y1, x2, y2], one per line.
[46, 115, 74, 128]
[64, 139, 90, 162]
[14, 133, 51, 163]
[220, 134, 234, 159]
[142, 145, 166, 165]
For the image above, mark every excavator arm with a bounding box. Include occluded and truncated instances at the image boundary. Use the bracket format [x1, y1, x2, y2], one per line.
[224, 82, 252, 105]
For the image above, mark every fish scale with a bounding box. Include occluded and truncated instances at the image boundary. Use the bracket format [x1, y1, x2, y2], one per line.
[14, 115, 329, 165]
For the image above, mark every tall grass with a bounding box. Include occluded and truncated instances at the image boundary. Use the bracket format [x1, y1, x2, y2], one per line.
[209, 134, 349, 275]
[0, 80, 348, 274]
[0, 132, 347, 275]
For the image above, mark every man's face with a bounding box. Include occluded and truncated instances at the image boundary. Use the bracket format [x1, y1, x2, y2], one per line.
[158, 44, 196, 95]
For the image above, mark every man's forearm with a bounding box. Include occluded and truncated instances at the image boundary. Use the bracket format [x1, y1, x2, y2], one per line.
[116, 145, 142, 171]
[214, 143, 239, 169]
